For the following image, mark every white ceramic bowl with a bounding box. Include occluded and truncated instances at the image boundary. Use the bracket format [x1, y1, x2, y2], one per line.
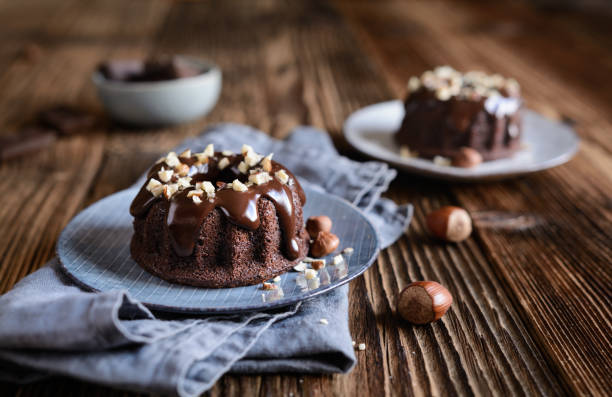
[92, 57, 221, 127]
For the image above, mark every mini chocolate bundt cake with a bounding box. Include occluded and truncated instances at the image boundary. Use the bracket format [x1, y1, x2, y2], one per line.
[129, 144, 309, 288]
[396, 66, 522, 162]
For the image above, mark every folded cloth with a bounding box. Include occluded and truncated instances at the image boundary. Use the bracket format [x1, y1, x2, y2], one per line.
[0, 123, 412, 396]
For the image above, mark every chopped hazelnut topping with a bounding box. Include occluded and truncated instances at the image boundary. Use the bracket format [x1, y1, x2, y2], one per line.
[433, 156, 451, 167]
[332, 254, 344, 266]
[175, 163, 190, 176]
[248, 172, 272, 185]
[262, 282, 277, 290]
[408, 76, 420, 92]
[275, 169, 289, 184]
[238, 161, 249, 174]
[146, 178, 163, 196]
[163, 184, 178, 200]
[179, 149, 191, 159]
[201, 181, 215, 198]
[218, 157, 230, 170]
[241, 144, 254, 155]
[232, 179, 248, 192]
[262, 154, 273, 172]
[399, 146, 418, 158]
[244, 150, 262, 167]
[305, 269, 317, 280]
[222, 150, 234, 156]
[192, 195, 202, 204]
[158, 169, 173, 183]
[319, 318, 329, 325]
[187, 189, 203, 198]
[203, 144, 214, 157]
[177, 176, 192, 189]
[164, 152, 180, 168]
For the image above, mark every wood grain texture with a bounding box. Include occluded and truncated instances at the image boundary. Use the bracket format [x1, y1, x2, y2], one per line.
[0, 0, 610, 396]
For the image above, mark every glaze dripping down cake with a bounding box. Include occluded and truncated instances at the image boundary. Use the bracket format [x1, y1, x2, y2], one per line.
[129, 144, 309, 288]
[395, 66, 522, 162]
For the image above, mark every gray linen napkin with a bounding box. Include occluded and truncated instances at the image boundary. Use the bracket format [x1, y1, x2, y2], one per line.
[0, 123, 412, 396]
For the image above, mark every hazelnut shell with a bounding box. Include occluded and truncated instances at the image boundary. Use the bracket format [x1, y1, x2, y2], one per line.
[310, 231, 339, 257]
[451, 147, 483, 168]
[397, 281, 452, 324]
[306, 215, 333, 239]
[426, 206, 472, 242]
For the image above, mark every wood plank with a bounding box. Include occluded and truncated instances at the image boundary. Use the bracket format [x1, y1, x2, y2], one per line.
[1, 0, 610, 396]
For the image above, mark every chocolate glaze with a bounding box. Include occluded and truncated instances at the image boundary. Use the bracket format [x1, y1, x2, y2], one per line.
[130, 152, 306, 259]
[396, 88, 522, 161]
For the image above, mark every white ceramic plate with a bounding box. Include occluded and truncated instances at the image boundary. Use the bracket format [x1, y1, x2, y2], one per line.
[343, 100, 579, 181]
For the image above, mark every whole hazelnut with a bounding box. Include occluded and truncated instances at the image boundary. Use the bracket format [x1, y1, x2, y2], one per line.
[306, 215, 333, 239]
[451, 147, 482, 168]
[426, 206, 472, 242]
[310, 231, 339, 257]
[397, 281, 452, 324]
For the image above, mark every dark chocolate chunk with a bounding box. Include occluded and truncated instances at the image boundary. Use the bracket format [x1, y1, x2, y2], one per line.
[98, 60, 143, 81]
[0, 128, 57, 161]
[98, 56, 202, 82]
[39, 106, 96, 135]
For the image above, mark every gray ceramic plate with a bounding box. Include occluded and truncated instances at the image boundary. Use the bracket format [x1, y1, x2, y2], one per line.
[57, 186, 379, 314]
[344, 100, 580, 181]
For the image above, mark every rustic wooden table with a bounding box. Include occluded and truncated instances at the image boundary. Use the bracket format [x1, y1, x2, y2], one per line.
[1, 0, 610, 395]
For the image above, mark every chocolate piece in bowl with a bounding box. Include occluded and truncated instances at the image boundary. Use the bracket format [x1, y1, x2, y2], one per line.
[396, 66, 522, 163]
[129, 144, 311, 288]
[98, 56, 202, 82]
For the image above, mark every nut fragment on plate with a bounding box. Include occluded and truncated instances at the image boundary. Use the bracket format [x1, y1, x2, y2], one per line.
[311, 259, 326, 270]
[304, 269, 317, 280]
[262, 282, 277, 290]
[332, 254, 344, 265]
[433, 155, 452, 166]
[319, 318, 329, 325]
[396, 281, 452, 324]
[426, 206, 472, 242]
[293, 262, 307, 272]
[310, 231, 340, 257]
[451, 147, 483, 168]
[306, 215, 333, 239]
